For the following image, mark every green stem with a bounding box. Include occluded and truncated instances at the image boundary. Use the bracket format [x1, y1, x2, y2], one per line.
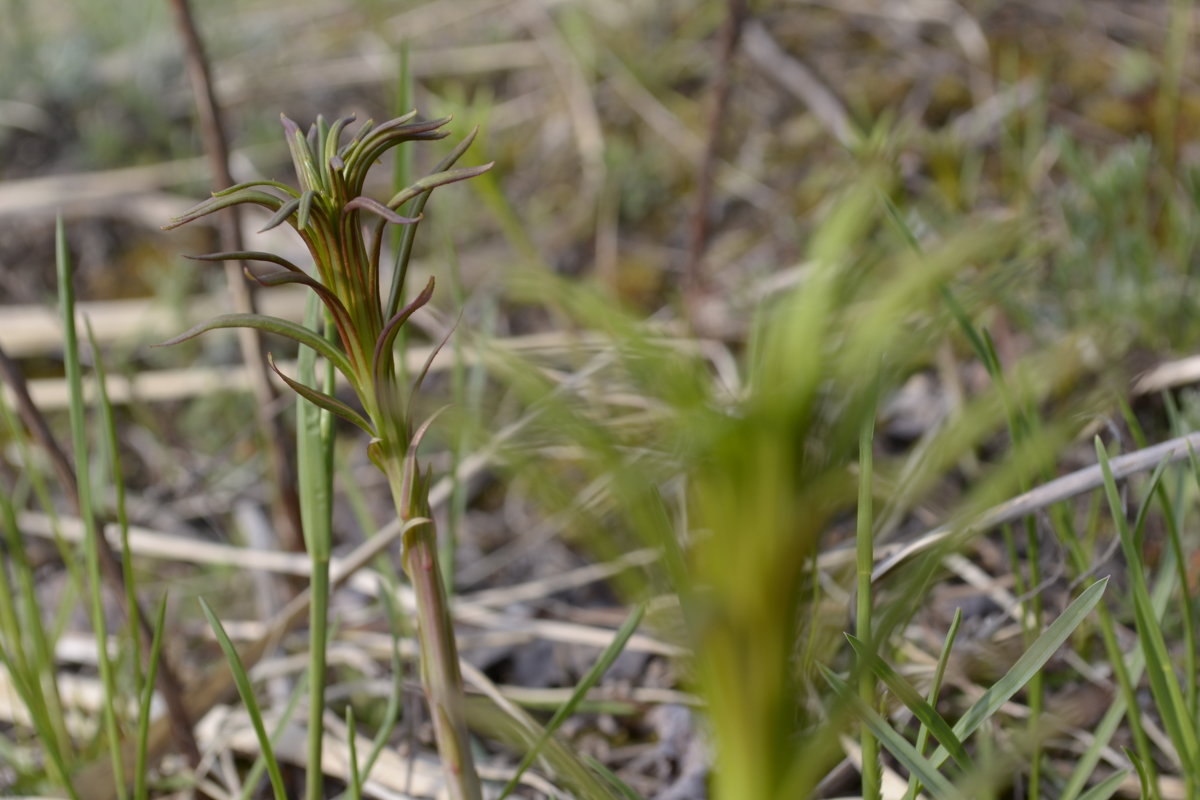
[306, 556, 330, 800]
[384, 459, 481, 800]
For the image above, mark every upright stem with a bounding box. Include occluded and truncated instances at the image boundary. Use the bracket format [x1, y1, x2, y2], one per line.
[384, 458, 481, 800]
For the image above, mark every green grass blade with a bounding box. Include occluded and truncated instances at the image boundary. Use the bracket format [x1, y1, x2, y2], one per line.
[928, 576, 1109, 768]
[583, 755, 643, 800]
[845, 634, 972, 772]
[1095, 439, 1200, 775]
[133, 593, 168, 800]
[0, 489, 77, 795]
[57, 215, 125, 799]
[819, 665, 961, 800]
[855, 402, 881, 800]
[198, 597, 288, 800]
[1076, 770, 1129, 800]
[238, 673, 309, 800]
[1126, 747, 1153, 800]
[498, 602, 647, 798]
[904, 608, 964, 800]
[345, 706, 363, 800]
[84, 318, 141, 689]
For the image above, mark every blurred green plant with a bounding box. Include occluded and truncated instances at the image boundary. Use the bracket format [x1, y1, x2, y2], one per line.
[162, 112, 492, 800]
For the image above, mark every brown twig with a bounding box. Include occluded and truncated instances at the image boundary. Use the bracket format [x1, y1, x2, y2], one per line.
[165, 0, 305, 554]
[683, 0, 748, 327]
[0, 342, 201, 765]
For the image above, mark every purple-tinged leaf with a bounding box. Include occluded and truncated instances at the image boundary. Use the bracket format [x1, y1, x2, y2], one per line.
[372, 276, 435, 382]
[281, 114, 301, 138]
[344, 196, 422, 226]
[157, 312, 353, 378]
[258, 196, 303, 233]
[385, 163, 495, 211]
[212, 179, 300, 199]
[399, 407, 449, 518]
[348, 116, 452, 176]
[267, 353, 375, 435]
[282, 113, 323, 194]
[432, 127, 479, 173]
[243, 268, 357, 352]
[410, 315, 458, 399]
[162, 190, 287, 230]
[185, 250, 306, 274]
[339, 118, 380, 159]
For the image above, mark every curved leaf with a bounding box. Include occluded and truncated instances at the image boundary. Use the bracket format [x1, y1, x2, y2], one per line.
[163, 189, 287, 230]
[245, 269, 357, 359]
[157, 313, 353, 378]
[212, 179, 300, 199]
[352, 115, 450, 166]
[258, 196, 303, 233]
[820, 665, 962, 800]
[928, 576, 1109, 769]
[385, 163, 495, 211]
[410, 314, 458, 399]
[198, 598, 289, 800]
[344, 196, 421, 226]
[372, 276, 434, 382]
[185, 250, 306, 274]
[433, 127, 480, 174]
[845, 634, 972, 772]
[267, 354, 374, 435]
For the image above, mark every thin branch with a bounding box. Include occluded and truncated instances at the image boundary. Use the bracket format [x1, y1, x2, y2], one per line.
[684, 0, 749, 321]
[166, 0, 305, 554]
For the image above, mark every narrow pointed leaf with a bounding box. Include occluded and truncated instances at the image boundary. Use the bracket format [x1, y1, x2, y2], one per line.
[928, 576, 1109, 769]
[820, 665, 962, 800]
[258, 196, 303, 233]
[268, 354, 374, 435]
[499, 603, 647, 798]
[212, 179, 300, 198]
[157, 313, 353, 378]
[282, 114, 324, 194]
[339, 117, 382, 160]
[1075, 770, 1128, 800]
[345, 195, 421, 226]
[324, 114, 356, 168]
[386, 163, 495, 211]
[163, 190, 287, 230]
[133, 594, 169, 800]
[372, 276, 434, 381]
[432, 127, 479, 174]
[399, 407, 449, 517]
[1095, 441, 1200, 768]
[296, 190, 317, 231]
[410, 315, 457, 399]
[186, 250, 306, 274]
[198, 598, 288, 800]
[845, 634, 972, 772]
[240, 268, 358, 361]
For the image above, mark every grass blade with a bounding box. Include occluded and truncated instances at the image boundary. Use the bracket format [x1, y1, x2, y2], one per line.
[498, 603, 647, 798]
[133, 594, 168, 800]
[927, 576, 1109, 768]
[57, 215, 125, 800]
[198, 597, 288, 800]
[820, 665, 962, 800]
